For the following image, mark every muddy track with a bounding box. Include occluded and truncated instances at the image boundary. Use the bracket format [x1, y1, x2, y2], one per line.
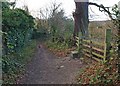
[17, 43, 86, 84]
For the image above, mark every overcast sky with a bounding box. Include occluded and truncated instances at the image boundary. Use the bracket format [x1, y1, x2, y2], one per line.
[10, 0, 120, 21]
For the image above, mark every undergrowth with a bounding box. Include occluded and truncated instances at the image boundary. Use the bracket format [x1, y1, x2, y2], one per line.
[77, 55, 119, 85]
[2, 40, 37, 84]
[45, 40, 75, 57]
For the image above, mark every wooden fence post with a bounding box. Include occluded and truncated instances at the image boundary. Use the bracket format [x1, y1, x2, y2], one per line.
[104, 29, 112, 61]
[90, 40, 93, 59]
[78, 32, 83, 57]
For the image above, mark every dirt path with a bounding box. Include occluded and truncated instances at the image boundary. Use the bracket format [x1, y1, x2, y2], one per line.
[17, 43, 86, 84]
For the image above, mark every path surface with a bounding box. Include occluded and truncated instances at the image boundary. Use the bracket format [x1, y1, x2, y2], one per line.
[17, 43, 86, 84]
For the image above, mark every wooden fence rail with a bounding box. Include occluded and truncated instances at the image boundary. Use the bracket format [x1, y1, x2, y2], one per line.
[79, 29, 112, 62]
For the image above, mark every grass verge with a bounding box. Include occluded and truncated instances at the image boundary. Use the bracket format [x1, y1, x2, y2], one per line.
[44, 40, 76, 57]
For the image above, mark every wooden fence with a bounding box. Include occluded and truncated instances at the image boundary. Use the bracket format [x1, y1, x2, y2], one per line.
[79, 29, 112, 61]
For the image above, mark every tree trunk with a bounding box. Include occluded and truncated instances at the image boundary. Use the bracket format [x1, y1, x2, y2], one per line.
[73, 2, 89, 39]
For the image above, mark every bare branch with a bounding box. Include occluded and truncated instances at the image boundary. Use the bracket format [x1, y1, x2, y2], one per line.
[88, 2, 113, 20]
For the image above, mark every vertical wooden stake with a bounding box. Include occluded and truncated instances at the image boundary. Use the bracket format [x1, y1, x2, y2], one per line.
[78, 32, 83, 57]
[104, 29, 112, 61]
[90, 40, 93, 59]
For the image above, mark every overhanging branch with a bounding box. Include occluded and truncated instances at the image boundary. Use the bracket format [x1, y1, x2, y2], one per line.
[88, 2, 113, 20]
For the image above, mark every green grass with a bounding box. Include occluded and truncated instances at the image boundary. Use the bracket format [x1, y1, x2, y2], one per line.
[2, 40, 37, 84]
[45, 40, 69, 51]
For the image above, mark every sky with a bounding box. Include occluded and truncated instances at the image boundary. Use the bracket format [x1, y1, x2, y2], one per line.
[10, 0, 120, 21]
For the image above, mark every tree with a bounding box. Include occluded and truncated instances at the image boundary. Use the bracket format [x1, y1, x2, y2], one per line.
[37, 1, 66, 42]
[73, 1, 89, 39]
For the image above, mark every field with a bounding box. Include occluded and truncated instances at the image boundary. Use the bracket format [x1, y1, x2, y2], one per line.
[89, 20, 116, 42]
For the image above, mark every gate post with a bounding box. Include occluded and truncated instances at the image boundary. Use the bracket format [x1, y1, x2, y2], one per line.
[104, 29, 112, 61]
